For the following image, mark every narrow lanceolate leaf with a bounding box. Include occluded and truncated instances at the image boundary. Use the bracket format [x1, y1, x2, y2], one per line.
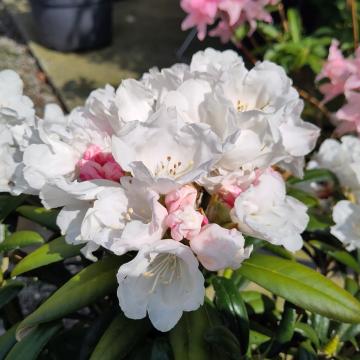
[16, 206, 59, 231]
[287, 168, 338, 186]
[16, 255, 128, 339]
[0, 323, 18, 359]
[212, 277, 249, 354]
[5, 322, 61, 360]
[204, 326, 242, 360]
[0, 231, 44, 252]
[287, 187, 319, 208]
[169, 304, 215, 360]
[90, 313, 150, 360]
[0, 280, 24, 309]
[11, 237, 82, 277]
[310, 240, 360, 273]
[237, 254, 360, 323]
[0, 194, 28, 222]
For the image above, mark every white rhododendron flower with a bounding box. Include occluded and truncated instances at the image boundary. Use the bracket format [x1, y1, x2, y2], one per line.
[117, 240, 205, 332]
[23, 87, 122, 191]
[231, 170, 309, 251]
[112, 107, 222, 194]
[0, 70, 36, 194]
[331, 200, 360, 250]
[81, 177, 168, 255]
[190, 224, 252, 271]
[310, 136, 360, 197]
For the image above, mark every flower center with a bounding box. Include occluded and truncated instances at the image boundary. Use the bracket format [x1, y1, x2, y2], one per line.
[236, 100, 248, 112]
[143, 254, 180, 293]
[78, 144, 124, 182]
[154, 155, 194, 178]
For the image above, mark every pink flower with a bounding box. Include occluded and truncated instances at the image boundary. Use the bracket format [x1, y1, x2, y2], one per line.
[336, 92, 360, 134]
[190, 223, 252, 271]
[317, 40, 355, 103]
[78, 144, 125, 182]
[181, 0, 220, 40]
[165, 205, 204, 241]
[165, 185, 197, 213]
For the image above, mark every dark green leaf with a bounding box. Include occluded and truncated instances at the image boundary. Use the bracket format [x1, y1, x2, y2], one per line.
[294, 322, 320, 349]
[169, 304, 214, 360]
[0, 280, 24, 309]
[204, 325, 241, 360]
[16, 255, 128, 339]
[310, 240, 360, 273]
[11, 237, 82, 277]
[16, 206, 59, 231]
[241, 291, 275, 315]
[0, 323, 18, 359]
[0, 231, 44, 252]
[212, 277, 249, 354]
[267, 302, 297, 356]
[237, 254, 360, 323]
[5, 322, 61, 360]
[90, 313, 150, 360]
[0, 195, 27, 222]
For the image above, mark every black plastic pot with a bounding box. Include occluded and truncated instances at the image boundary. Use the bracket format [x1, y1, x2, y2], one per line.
[29, 0, 113, 52]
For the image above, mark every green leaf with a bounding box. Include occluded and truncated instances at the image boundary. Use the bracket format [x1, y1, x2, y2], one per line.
[16, 255, 128, 339]
[5, 322, 61, 360]
[204, 325, 241, 360]
[287, 8, 302, 42]
[0, 280, 24, 309]
[237, 254, 360, 323]
[294, 322, 320, 349]
[11, 237, 82, 277]
[90, 313, 150, 360]
[307, 210, 333, 231]
[169, 304, 214, 360]
[0, 195, 27, 222]
[0, 231, 44, 252]
[249, 329, 270, 347]
[212, 277, 249, 354]
[287, 169, 338, 186]
[310, 240, 360, 273]
[16, 206, 59, 231]
[0, 323, 18, 359]
[241, 291, 275, 315]
[287, 187, 319, 208]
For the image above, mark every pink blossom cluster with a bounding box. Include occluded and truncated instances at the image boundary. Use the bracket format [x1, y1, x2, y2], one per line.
[317, 40, 360, 135]
[180, 0, 278, 42]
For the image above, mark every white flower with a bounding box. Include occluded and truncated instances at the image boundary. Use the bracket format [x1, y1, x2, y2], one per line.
[81, 177, 168, 255]
[40, 178, 116, 260]
[23, 89, 122, 190]
[190, 48, 244, 79]
[117, 240, 205, 332]
[310, 136, 360, 195]
[0, 70, 36, 194]
[331, 200, 360, 250]
[190, 224, 252, 271]
[112, 107, 222, 194]
[231, 170, 309, 252]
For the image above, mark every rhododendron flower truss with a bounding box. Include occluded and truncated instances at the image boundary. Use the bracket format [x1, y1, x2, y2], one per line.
[0, 48, 320, 333]
[180, 0, 278, 42]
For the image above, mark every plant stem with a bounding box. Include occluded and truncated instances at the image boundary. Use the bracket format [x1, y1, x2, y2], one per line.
[296, 87, 332, 119]
[350, 0, 359, 49]
[278, 1, 289, 33]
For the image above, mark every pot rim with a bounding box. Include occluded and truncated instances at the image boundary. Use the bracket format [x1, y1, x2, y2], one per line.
[30, 0, 112, 8]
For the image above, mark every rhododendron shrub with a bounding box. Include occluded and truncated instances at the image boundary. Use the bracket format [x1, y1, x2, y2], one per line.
[1, 48, 360, 358]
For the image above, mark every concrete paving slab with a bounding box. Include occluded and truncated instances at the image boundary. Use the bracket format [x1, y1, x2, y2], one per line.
[4, 0, 219, 110]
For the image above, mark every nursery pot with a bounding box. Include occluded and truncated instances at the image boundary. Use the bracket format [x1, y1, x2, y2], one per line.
[29, 0, 113, 52]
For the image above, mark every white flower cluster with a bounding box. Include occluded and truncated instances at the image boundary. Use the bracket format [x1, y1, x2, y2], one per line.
[310, 136, 360, 250]
[0, 48, 318, 331]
